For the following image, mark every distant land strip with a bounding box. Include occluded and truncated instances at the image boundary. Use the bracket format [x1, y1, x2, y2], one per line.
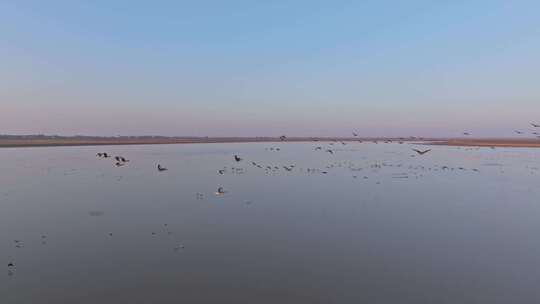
[0, 135, 539, 148]
[426, 139, 540, 148]
[0, 136, 393, 148]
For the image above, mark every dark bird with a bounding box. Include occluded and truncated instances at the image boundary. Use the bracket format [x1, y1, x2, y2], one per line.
[531, 123, 540, 128]
[218, 169, 225, 174]
[283, 166, 293, 171]
[234, 155, 242, 162]
[279, 135, 287, 141]
[463, 132, 471, 136]
[102, 153, 110, 158]
[97, 153, 103, 157]
[352, 132, 358, 137]
[115, 162, 124, 167]
[115, 156, 129, 162]
[216, 187, 227, 195]
[315, 146, 322, 150]
[326, 149, 334, 154]
[515, 130, 524, 134]
[157, 164, 168, 171]
[412, 149, 432, 155]
[8, 262, 14, 267]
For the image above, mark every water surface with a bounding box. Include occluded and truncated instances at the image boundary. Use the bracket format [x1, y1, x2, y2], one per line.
[2, 143, 540, 303]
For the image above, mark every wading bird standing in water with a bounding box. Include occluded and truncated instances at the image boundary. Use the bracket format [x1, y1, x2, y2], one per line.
[215, 187, 227, 195]
[115, 156, 129, 162]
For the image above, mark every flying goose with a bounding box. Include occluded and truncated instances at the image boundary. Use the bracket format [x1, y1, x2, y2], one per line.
[412, 149, 432, 155]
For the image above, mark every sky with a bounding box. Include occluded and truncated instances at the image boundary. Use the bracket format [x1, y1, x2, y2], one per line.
[1, 0, 539, 137]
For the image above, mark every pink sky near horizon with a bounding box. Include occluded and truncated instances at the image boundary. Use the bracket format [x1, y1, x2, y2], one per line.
[1, 1, 539, 138]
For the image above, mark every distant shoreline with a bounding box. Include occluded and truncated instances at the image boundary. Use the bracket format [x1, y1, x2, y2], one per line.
[1, 137, 540, 148]
[0, 137, 360, 148]
[425, 139, 540, 148]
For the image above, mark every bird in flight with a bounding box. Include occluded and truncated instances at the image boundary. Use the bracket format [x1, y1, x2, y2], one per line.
[157, 164, 168, 171]
[412, 149, 432, 155]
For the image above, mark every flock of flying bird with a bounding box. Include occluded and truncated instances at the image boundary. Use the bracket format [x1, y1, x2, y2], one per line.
[7, 123, 540, 275]
[463, 123, 540, 138]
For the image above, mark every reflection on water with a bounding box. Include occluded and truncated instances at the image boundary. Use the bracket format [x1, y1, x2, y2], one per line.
[1, 143, 540, 303]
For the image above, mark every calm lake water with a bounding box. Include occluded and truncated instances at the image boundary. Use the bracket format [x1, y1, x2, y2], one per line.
[2, 142, 540, 303]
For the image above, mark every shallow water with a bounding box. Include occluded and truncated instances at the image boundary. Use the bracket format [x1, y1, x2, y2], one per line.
[2, 142, 540, 303]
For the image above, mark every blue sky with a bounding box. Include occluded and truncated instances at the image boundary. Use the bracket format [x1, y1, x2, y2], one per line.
[1, 0, 539, 137]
